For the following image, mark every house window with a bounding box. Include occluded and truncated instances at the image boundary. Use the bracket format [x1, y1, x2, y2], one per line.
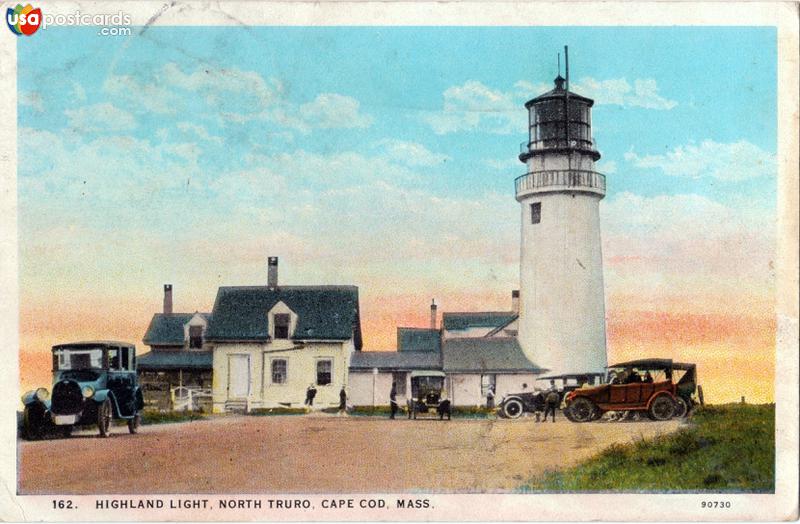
[271, 359, 287, 384]
[274, 313, 290, 339]
[316, 359, 332, 386]
[531, 202, 541, 224]
[481, 374, 496, 397]
[392, 372, 407, 396]
[189, 326, 204, 349]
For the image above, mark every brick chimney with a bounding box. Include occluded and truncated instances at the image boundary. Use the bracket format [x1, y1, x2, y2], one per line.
[512, 290, 520, 313]
[268, 257, 279, 288]
[430, 299, 437, 330]
[163, 284, 173, 314]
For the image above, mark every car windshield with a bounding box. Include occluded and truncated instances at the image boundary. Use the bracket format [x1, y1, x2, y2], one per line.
[53, 348, 104, 370]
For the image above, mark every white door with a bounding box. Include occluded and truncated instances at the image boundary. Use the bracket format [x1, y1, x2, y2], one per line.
[228, 354, 250, 399]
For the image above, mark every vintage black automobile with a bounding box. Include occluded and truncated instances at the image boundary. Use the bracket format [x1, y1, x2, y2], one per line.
[406, 371, 451, 420]
[21, 341, 144, 439]
[498, 373, 606, 419]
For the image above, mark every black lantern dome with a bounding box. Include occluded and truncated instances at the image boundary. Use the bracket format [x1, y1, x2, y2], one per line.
[519, 75, 600, 162]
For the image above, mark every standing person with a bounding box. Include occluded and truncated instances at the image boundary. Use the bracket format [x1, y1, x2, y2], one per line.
[542, 380, 559, 423]
[306, 383, 317, 409]
[389, 382, 398, 419]
[309, 384, 317, 407]
[486, 385, 495, 410]
[339, 386, 347, 416]
[304, 384, 313, 411]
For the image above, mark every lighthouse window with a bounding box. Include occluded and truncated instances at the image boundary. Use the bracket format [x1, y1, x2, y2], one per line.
[530, 202, 541, 224]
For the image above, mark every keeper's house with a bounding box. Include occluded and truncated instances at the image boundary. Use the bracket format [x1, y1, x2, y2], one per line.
[348, 294, 545, 408]
[205, 258, 362, 413]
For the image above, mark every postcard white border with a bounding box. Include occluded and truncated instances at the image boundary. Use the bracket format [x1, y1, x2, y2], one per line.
[0, 1, 797, 521]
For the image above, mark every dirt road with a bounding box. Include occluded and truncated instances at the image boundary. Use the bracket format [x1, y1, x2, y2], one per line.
[18, 414, 681, 494]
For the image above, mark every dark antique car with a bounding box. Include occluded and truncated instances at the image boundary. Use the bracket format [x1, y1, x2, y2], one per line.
[406, 371, 451, 420]
[498, 373, 605, 419]
[563, 358, 698, 423]
[21, 341, 144, 439]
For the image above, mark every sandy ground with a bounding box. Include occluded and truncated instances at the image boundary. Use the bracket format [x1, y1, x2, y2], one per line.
[18, 414, 682, 494]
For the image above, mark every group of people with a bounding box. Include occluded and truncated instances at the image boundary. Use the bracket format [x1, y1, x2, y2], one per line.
[610, 368, 654, 385]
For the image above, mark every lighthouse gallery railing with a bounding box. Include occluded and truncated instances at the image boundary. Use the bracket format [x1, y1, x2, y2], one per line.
[515, 170, 606, 195]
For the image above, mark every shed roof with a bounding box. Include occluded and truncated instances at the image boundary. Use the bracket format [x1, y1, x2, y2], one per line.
[397, 327, 440, 352]
[205, 286, 362, 348]
[442, 311, 517, 331]
[441, 337, 544, 373]
[349, 351, 442, 372]
[143, 313, 210, 346]
[137, 350, 213, 370]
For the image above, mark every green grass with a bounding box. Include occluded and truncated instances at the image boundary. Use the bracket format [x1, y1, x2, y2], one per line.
[522, 404, 775, 493]
[140, 410, 207, 425]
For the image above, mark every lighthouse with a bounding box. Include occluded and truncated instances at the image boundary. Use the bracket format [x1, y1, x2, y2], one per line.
[515, 49, 608, 376]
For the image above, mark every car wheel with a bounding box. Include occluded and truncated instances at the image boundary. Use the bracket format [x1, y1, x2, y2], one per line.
[22, 405, 43, 440]
[648, 395, 675, 421]
[97, 399, 113, 438]
[673, 396, 689, 418]
[127, 412, 141, 434]
[567, 397, 596, 423]
[502, 399, 524, 419]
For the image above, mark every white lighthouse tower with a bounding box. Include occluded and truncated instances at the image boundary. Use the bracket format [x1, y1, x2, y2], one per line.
[516, 49, 608, 375]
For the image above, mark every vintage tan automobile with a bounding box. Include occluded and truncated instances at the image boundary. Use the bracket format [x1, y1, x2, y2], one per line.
[563, 359, 698, 422]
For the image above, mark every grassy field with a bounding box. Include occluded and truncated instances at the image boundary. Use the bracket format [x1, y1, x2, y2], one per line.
[522, 403, 775, 492]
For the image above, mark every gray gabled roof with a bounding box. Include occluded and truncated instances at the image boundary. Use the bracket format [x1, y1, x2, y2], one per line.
[349, 351, 442, 372]
[397, 327, 440, 353]
[205, 286, 362, 348]
[442, 311, 517, 331]
[143, 313, 210, 346]
[137, 350, 212, 370]
[442, 337, 544, 373]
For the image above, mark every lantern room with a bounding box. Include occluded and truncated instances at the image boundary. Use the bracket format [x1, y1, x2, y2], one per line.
[519, 75, 601, 163]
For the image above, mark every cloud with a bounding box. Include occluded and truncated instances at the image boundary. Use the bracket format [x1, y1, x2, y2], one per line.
[120, 63, 374, 133]
[19, 91, 44, 112]
[573, 77, 677, 110]
[423, 80, 523, 135]
[176, 122, 224, 145]
[624, 140, 776, 181]
[103, 73, 181, 115]
[296, 93, 373, 130]
[484, 157, 524, 171]
[596, 160, 617, 174]
[377, 139, 451, 167]
[424, 76, 676, 135]
[64, 103, 136, 133]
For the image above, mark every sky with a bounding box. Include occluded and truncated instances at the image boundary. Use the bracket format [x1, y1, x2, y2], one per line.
[17, 26, 777, 403]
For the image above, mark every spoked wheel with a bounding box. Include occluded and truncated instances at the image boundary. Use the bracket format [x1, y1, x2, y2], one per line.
[97, 399, 113, 437]
[673, 396, 690, 419]
[502, 399, 524, 419]
[127, 412, 141, 434]
[648, 395, 676, 421]
[22, 405, 45, 440]
[566, 397, 597, 422]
